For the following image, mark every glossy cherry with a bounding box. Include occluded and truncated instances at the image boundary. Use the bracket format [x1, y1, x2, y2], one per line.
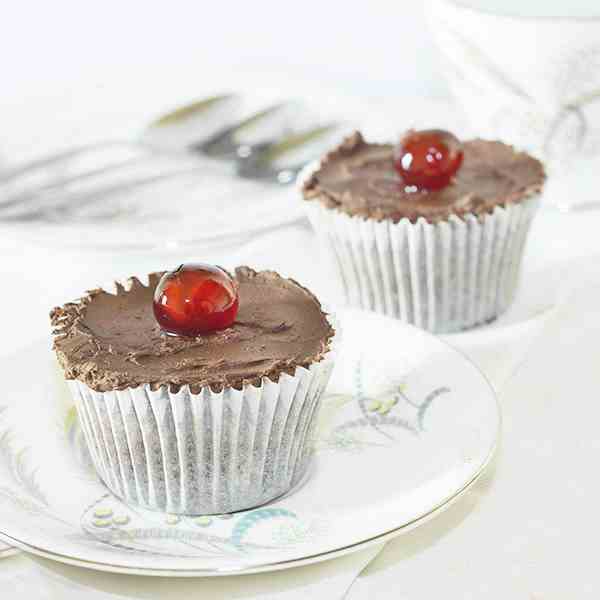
[153, 264, 239, 336]
[393, 129, 463, 191]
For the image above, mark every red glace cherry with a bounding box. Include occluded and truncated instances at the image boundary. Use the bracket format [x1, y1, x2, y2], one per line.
[153, 264, 239, 336]
[393, 129, 463, 191]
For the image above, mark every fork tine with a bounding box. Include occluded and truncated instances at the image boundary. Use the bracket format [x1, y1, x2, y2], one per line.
[0, 165, 214, 221]
[0, 155, 147, 213]
[233, 123, 340, 183]
[193, 103, 290, 157]
[148, 93, 239, 128]
[203, 120, 340, 174]
[0, 140, 138, 186]
[236, 161, 305, 184]
[253, 123, 339, 164]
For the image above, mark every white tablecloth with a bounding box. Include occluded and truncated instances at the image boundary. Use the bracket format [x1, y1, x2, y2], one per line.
[348, 257, 600, 600]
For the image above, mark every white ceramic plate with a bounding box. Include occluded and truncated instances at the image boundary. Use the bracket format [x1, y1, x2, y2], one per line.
[0, 310, 499, 576]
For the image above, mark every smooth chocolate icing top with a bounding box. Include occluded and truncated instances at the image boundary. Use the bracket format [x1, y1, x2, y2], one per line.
[51, 267, 334, 393]
[302, 131, 545, 223]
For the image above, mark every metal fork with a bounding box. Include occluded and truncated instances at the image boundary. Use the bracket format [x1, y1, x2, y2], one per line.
[0, 94, 339, 221]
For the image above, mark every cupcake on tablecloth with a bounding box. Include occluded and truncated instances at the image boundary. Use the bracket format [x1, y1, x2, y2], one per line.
[302, 130, 545, 333]
[51, 264, 336, 515]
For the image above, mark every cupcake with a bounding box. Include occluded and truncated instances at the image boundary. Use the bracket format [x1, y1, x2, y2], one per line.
[51, 265, 336, 515]
[302, 130, 545, 333]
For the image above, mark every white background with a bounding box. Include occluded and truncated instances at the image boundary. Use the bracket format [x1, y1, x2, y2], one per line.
[1, 1, 445, 162]
[4, 2, 600, 598]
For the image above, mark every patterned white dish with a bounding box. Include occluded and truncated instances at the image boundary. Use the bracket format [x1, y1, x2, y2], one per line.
[0, 310, 499, 576]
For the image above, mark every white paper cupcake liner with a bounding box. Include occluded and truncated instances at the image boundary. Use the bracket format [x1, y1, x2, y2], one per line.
[67, 305, 338, 516]
[303, 167, 540, 333]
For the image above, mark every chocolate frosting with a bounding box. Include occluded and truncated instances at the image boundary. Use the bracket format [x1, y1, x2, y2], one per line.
[51, 267, 334, 393]
[302, 131, 546, 223]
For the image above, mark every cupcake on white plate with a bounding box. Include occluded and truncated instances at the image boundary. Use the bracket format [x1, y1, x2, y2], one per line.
[302, 130, 545, 333]
[51, 264, 336, 515]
